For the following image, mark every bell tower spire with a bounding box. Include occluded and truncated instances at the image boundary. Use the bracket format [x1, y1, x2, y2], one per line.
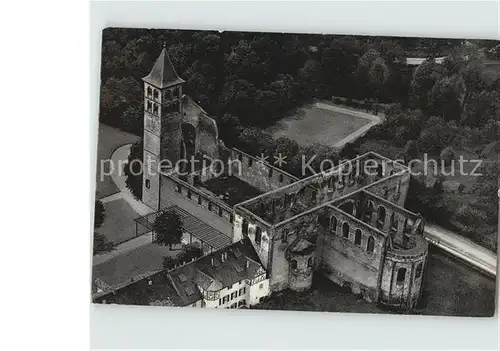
[141, 44, 185, 210]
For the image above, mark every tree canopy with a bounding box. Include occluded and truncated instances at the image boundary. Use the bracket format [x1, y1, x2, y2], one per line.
[153, 210, 183, 247]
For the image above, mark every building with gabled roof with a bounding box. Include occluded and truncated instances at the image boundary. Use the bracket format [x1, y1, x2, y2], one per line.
[94, 238, 270, 308]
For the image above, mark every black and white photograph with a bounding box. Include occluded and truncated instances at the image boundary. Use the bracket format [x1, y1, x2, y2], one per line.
[91, 28, 498, 317]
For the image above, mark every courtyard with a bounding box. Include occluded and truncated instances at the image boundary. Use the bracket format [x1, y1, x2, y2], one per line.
[265, 101, 376, 147]
[202, 175, 263, 206]
[93, 242, 177, 287]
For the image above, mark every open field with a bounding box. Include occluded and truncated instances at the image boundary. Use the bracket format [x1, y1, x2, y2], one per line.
[94, 124, 139, 199]
[266, 102, 371, 147]
[255, 247, 496, 317]
[96, 198, 140, 245]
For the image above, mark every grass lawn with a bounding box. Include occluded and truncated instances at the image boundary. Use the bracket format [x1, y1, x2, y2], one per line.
[92, 243, 177, 287]
[266, 103, 370, 147]
[255, 248, 495, 317]
[96, 198, 140, 245]
[94, 124, 139, 199]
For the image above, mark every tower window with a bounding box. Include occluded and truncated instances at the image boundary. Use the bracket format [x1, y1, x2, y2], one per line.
[147, 86, 152, 97]
[153, 89, 159, 100]
[354, 229, 362, 246]
[153, 104, 159, 115]
[145, 179, 150, 189]
[147, 101, 152, 112]
[396, 268, 406, 284]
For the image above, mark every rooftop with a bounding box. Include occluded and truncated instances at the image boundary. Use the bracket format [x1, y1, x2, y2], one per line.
[135, 205, 232, 250]
[142, 44, 185, 89]
[94, 238, 266, 307]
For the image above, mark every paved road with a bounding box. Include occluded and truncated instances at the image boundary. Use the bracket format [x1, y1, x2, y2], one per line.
[313, 102, 383, 148]
[423, 222, 497, 277]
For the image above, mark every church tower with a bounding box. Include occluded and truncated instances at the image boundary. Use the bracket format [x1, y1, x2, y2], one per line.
[142, 44, 185, 210]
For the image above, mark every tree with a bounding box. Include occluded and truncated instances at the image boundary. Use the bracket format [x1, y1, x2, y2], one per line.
[124, 139, 143, 200]
[93, 232, 113, 254]
[153, 210, 183, 248]
[398, 140, 420, 163]
[162, 256, 177, 270]
[176, 244, 203, 263]
[94, 199, 105, 229]
[439, 146, 455, 166]
[235, 127, 275, 157]
[410, 59, 446, 115]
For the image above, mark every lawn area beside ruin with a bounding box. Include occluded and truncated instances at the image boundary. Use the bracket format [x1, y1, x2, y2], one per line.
[95, 198, 140, 245]
[266, 102, 370, 147]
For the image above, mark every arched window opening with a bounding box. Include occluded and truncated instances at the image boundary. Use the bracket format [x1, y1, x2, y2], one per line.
[281, 229, 288, 243]
[366, 236, 375, 254]
[396, 268, 406, 284]
[187, 190, 192, 199]
[342, 222, 350, 238]
[377, 206, 386, 229]
[153, 89, 159, 100]
[242, 220, 249, 236]
[308, 257, 314, 268]
[415, 263, 423, 279]
[279, 174, 284, 183]
[377, 164, 383, 178]
[268, 168, 273, 178]
[291, 259, 297, 270]
[147, 86, 152, 97]
[390, 213, 397, 235]
[330, 216, 338, 234]
[248, 158, 253, 167]
[198, 196, 202, 205]
[208, 202, 213, 211]
[354, 229, 362, 246]
[255, 227, 262, 245]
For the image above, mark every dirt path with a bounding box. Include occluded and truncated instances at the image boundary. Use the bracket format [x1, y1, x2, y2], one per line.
[313, 102, 382, 148]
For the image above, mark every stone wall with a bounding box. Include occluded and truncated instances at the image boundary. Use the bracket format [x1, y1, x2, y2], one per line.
[319, 205, 388, 302]
[230, 148, 299, 193]
[379, 237, 428, 309]
[159, 174, 234, 234]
